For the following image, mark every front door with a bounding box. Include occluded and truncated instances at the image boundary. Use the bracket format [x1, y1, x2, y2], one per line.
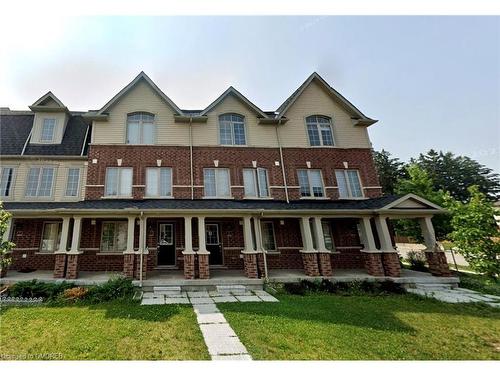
[205, 223, 223, 265]
[158, 223, 176, 266]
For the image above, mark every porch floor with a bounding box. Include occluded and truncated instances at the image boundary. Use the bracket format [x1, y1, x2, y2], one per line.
[0, 268, 459, 287]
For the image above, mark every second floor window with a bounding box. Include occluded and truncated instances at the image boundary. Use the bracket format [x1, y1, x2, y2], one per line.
[243, 168, 269, 198]
[297, 169, 324, 198]
[204, 168, 230, 198]
[41, 118, 56, 142]
[25, 167, 55, 197]
[0, 167, 14, 197]
[65, 168, 80, 197]
[146, 167, 172, 197]
[219, 114, 246, 145]
[105, 167, 132, 197]
[335, 169, 363, 198]
[126, 112, 155, 144]
[306, 115, 334, 146]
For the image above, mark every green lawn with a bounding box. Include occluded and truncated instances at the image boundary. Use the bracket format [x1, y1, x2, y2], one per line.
[0, 301, 209, 360]
[219, 293, 500, 360]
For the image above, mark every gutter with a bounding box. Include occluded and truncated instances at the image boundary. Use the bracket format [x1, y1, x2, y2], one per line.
[189, 117, 194, 200]
[275, 118, 289, 203]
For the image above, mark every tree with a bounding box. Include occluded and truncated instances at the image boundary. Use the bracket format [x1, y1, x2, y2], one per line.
[412, 149, 500, 202]
[0, 203, 15, 276]
[373, 149, 407, 195]
[445, 186, 500, 279]
[394, 164, 451, 240]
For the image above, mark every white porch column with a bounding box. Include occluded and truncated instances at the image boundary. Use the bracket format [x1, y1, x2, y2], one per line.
[374, 216, 394, 252]
[198, 216, 208, 253]
[56, 217, 71, 253]
[300, 217, 315, 252]
[2, 216, 12, 243]
[70, 216, 83, 253]
[419, 217, 438, 251]
[184, 216, 193, 253]
[253, 217, 263, 252]
[138, 217, 145, 252]
[125, 216, 135, 253]
[313, 217, 327, 252]
[243, 216, 254, 252]
[359, 217, 377, 252]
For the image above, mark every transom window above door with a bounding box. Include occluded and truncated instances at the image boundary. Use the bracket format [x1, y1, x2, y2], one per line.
[126, 112, 155, 144]
[219, 113, 246, 145]
[306, 115, 334, 146]
[297, 169, 325, 198]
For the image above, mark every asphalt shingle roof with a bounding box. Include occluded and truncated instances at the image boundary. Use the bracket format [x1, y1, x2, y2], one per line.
[0, 114, 33, 155]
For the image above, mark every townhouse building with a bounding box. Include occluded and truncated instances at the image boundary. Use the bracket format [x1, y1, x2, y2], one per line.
[0, 72, 451, 280]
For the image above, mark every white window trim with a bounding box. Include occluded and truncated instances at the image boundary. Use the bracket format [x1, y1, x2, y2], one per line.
[335, 169, 365, 199]
[218, 113, 248, 146]
[305, 115, 335, 147]
[64, 167, 82, 198]
[243, 167, 270, 198]
[40, 118, 57, 143]
[145, 167, 173, 198]
[40, 221, 62, 253]
[100, 221, 128, 253]
[24, 166, 56, 198]
[260, 221, 278, 252]
[0, 166, 17, 200]
[203, 167, 232, 198]
[104, 167, 133, 198]
[126, 112, 156, 145]
[297, 169, 326, 198]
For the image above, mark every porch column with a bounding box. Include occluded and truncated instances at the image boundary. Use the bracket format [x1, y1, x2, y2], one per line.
[53, 217, 71, 278]
[2, 216, 12, 243]
[135, 216, 148, 280]
[182, 216, 195, 279]
[420, 217, 452, 276]
[253, 217, 263, 252]
[359, 217, 377, 251]
[123, 216, 136, 278]
[374, 216, 393, 252]
[242, 216, 259, 278]
[197, 216, 210, 279]
[126, 216, 135, 253]
[374, 216, 400, 277]
[300, 217, 320, 277]
[67, 216, 83, 279]
[359, 216, 384, 277]
[313, 217, 332, 277]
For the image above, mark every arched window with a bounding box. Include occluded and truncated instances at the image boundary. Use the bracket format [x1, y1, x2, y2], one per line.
[305, 115, 334, 146]
[219, 113, 246, 145]
[126, 112, 155, 144]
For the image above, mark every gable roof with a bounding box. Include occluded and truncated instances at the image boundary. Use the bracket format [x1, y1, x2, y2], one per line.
[31, 91, 66, 108]
[276, 72, 377, 125]
[377, 193, 444, 211]
[199, 86, 268, 118]
[97, 71, 183, 115]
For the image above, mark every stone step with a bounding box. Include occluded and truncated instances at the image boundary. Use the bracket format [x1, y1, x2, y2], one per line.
[414, 283, 452, 290]
[153, 286, 182, 293]
[216, 285, 247, 293]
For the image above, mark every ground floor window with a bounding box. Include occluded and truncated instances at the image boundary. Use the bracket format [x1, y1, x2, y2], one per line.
[41, 222, 62, 252]
[261, 221, 277, 251]
[322, 221, 335, 251]
[101, 221, 128, 252]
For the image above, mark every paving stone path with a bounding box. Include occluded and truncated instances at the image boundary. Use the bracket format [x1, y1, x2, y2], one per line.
[406, 283, 500, 308]
[141, 286, 279, 360]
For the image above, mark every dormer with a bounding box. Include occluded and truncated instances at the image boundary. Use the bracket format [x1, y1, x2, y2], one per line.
[28, 92, 70, 144]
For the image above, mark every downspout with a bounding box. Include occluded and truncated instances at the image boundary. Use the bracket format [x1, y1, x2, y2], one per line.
[139, 211, 144, 287]
[189, 117, 194, 200]
[275, 119, 289, 203]
[259, 210, 269, 280]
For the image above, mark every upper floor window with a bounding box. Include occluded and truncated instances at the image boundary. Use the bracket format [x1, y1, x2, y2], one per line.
[126, 112, 155, 144]
[219, 114, 246, 145]
[105, 167, 132, 197]
[41, 118, 56, 142]
[0, 167, 15, 197]
[146, 167, 172, 197]
[297, 169, 325, 198]
[243, 168, 269, 198]
[65, 168, 80, 197]
[335, 169, 363, 198]
[204, 168, 230, 198]
[306, 115, 334, 146]
[25, 166, 55, 197]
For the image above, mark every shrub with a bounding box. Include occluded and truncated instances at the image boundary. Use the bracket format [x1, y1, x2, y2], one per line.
[283, 282, 306, 295]
[63, 287, 89, 301]
[378, 280, 406, 294]
[405, 251, 428, 272]
[283, 279, 406, 296]
[300, 279, 321, 292]
[85, 276, 135, 302]
[8, 280, 75, 299]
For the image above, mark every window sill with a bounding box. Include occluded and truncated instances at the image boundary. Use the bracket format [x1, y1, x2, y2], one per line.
[202, 196, 234, 200]
[299, 197, 330, 200]
[243, 196, 274, 200]
[97, 252, 124, 256]
[101, 196, 134, 199]
[35, 252, 56, 255]
[265, 251, 281, 255]
[144, 196, 174, 199]
[337, 197, 367, 200]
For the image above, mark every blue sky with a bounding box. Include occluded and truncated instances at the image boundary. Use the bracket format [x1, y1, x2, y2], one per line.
[1, 16, 498, 171]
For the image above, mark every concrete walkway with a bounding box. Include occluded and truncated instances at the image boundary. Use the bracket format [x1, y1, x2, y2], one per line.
[406, 284, 500, 308]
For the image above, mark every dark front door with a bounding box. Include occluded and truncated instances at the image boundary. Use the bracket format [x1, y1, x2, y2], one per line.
[158, 223, 176, 266]
[205, 223, 223, 265]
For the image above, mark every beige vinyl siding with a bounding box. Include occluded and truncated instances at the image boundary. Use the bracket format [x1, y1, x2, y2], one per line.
[92, 80, 189, 145]
[278, 80, 372, 148]
[30, 112, 68, 144]
[2, 159, 86, 202]
[193, 94, 278, 147]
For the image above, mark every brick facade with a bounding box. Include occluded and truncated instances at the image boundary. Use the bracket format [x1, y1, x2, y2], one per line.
[382, 252, 401, 277]
[301, 252, 320, 277]
[425, 251, 452, 277]
[243, 253, 259, 278]
[364, 252, 385, 276]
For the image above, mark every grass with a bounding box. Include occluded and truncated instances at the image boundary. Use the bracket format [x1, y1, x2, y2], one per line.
[219, 293, 500, 360]
[458, 272, 500, 296]
[0, 300, 209, 360]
